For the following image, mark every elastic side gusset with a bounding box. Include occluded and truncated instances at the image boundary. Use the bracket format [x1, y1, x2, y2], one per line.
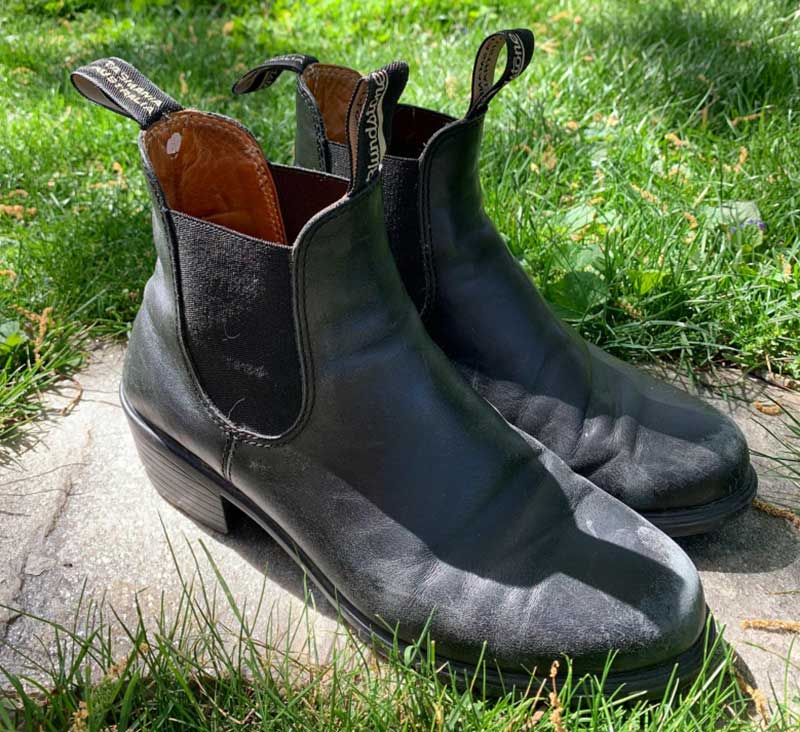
[173, 212, 302, 435]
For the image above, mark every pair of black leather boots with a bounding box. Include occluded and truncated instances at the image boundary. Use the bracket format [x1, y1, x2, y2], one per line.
[71, 29, 755, 697]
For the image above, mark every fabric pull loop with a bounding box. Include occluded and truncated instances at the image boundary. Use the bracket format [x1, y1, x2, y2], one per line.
[344, 61, 409, 195]
[232, 54, 319, 95]
[70, 57, 182, 129]
[466, 29, 535, 119]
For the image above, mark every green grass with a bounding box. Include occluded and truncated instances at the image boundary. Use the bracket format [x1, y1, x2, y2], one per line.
[1, 0, 799, 442]
[754, 402, 800, 513]
[1, 533, 798, 731]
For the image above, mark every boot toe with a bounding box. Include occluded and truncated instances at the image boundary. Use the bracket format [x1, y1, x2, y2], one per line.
[414, 450, 709, 679]
[587, 346, 753, 513]
[522, 479, 708, 675]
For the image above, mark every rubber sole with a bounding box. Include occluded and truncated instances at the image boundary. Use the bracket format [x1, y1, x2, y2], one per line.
[122, 387, 716, 699]
[641, 466, 758, 538]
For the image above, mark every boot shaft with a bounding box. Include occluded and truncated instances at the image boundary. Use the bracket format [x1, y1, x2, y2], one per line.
[236, 30, 534, 318]
[71, 57, 412, 465]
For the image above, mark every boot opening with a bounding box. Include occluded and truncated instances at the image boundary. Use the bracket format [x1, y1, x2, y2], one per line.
[390, 105, 455, 157]
[144, 110, 346, 244]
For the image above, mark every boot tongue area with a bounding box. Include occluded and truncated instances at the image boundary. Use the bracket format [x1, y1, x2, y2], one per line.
[144, 109, 289, 244]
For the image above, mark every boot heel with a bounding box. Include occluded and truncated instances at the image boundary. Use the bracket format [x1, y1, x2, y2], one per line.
[123, 393, 231, 534]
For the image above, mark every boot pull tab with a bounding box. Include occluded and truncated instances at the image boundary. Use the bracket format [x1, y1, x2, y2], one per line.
[344, 61, 409, 195]
[466, 29, 535, 119]
[70, 57, 182, 129]
[232, 54, 319, 95]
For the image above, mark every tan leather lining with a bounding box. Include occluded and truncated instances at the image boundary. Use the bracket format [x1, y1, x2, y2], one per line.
[144, 110, 288, 244]
[303, 64, 361, 143]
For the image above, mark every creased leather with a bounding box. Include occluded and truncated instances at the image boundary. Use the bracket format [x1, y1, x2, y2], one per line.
[230, 182, 706, 674]
[122, 107, 707, 679]
[418, 118, 751, 511]
[291, 71, 752, 516]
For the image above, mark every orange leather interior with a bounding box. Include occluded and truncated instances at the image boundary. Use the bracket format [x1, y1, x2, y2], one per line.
[144, 110, 288, 244]
[302, 64, 360, 143]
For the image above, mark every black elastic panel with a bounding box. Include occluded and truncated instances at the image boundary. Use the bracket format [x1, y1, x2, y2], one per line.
[381, 156, 428, 312]
[327, 141, 350, 178]
[172, 212, 302, 435]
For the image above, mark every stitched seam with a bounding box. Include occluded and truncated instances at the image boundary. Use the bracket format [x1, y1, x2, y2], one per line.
[177, 186, 366, 448]
[291, 182, 383, 441]
[228, 438, 237, 476]
[160, 202, 293, 448]
[298, 81, 328, 169]
[305, 65, 359, 85]
[418, 154, 434, 317]
[221, 432, 233, 479]
[140, 133, 277, 455]
[144, 133, 372, 449]
[160, 205, 240, 442]
[303, 66, 358, 154]
[222, 435, 237, 479]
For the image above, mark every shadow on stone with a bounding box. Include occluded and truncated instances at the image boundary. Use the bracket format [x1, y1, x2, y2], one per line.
[679, 506, 799, 573]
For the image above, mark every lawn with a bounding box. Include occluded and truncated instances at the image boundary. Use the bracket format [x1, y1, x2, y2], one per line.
[1, 0, 799, 727]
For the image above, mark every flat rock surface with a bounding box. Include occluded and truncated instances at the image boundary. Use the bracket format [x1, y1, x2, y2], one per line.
[1, 344, 798, 703]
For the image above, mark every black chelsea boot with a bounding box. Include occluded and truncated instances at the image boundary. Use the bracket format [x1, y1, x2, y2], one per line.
[71, 56, 710, 696]
[235, 30, 757, 537]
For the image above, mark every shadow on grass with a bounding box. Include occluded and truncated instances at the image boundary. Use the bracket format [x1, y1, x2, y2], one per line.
[586, 0, 800, 131]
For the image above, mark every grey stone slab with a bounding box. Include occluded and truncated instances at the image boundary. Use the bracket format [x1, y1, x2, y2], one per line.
[659, 366, 800, 703]
[1, 345, 798, 704]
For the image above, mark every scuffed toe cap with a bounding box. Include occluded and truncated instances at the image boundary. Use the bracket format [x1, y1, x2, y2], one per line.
[585, 346, 753, 512]
[527, 483, 708, 674]
[402, 443, 709, 677]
